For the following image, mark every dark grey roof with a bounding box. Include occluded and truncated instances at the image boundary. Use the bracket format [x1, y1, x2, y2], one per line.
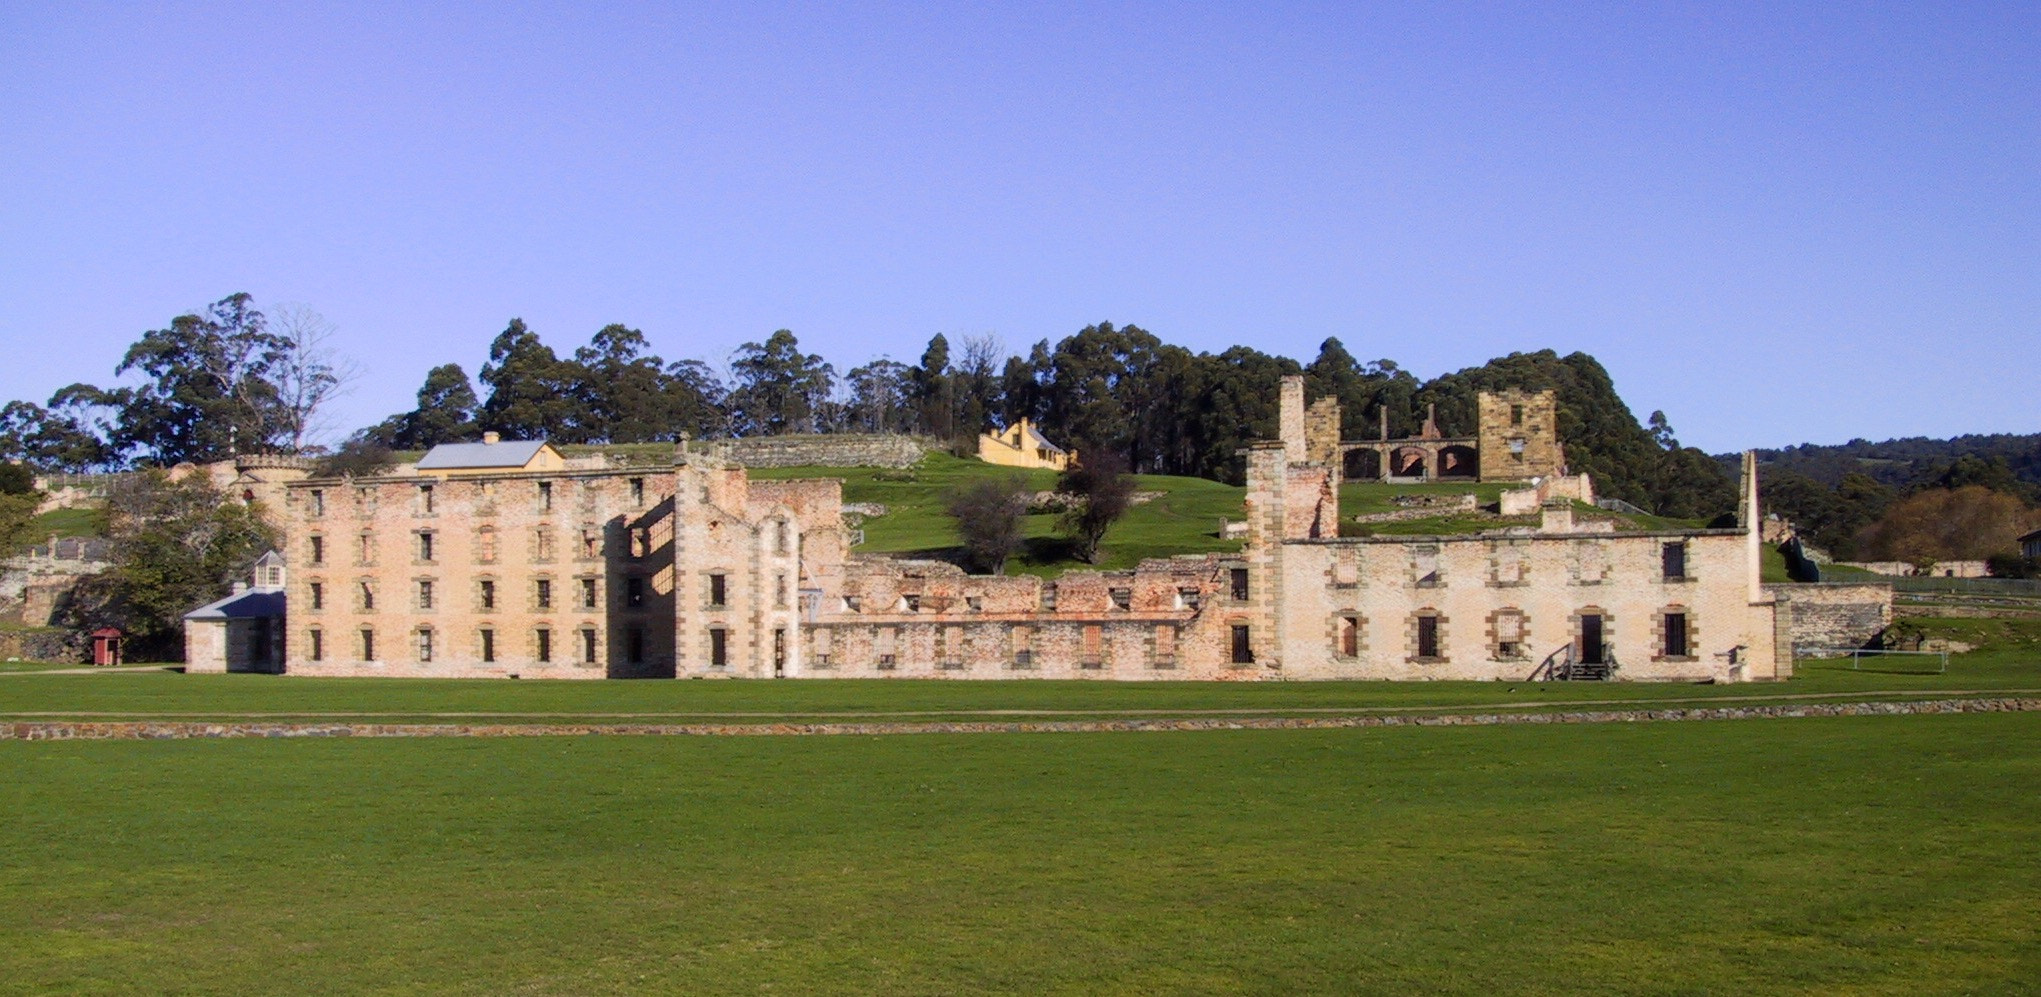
[416, 439, 551, 470]
[184, 589, 287, 621]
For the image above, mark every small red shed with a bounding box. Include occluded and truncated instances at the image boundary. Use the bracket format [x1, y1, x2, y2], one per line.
[90, 628, 123, 667]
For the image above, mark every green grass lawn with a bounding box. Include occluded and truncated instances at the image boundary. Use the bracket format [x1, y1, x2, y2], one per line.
[2, 617, 2033, 726]
[21, 504, 105, 544]
[751, 452, 1247, 576]
[2, 713, 2036, 994]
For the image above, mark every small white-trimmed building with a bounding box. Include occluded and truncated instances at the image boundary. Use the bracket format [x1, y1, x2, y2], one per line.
[183, 551, 288, 673]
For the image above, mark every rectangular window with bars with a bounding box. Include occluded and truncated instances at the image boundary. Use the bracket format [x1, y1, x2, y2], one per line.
[1664, 612, 1690, 658]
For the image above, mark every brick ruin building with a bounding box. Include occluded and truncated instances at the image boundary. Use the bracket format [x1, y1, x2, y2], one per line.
[189, 380, 1794, 682]
[1327, 382, 1564, 484]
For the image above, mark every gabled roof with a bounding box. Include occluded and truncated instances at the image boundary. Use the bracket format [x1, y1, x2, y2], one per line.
[183, 588, 286, 622]
[416, 439, 552, 470]
[1025, 424, 1066, 454]
[2019, 528, 2041, 543]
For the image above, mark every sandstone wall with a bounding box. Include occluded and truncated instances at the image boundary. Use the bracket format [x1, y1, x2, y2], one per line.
[1477, 390, 1564, 482]
[720, 435, 926, 469]
[1268, 529, 1777, 682]
[284, 467, 681, 680]
[1763, 582, 1894, 657]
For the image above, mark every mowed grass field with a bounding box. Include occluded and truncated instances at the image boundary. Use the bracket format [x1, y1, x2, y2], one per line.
[2, 617, 2034, 726]
[3, 713, 2037, 994]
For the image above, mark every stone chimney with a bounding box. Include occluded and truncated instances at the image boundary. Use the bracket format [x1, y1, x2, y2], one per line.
[1278, 376, 1306, 463]
[482, 431, 501, 445]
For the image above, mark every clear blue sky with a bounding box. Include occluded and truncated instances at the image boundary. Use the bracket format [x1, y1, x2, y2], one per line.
[2, 2, 2034, 454]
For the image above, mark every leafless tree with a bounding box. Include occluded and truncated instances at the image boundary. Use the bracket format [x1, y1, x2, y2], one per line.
[267, 303, 361, 453]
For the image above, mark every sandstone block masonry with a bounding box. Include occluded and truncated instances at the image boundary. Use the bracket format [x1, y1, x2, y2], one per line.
[1763, 582, 1895, 660]
[718, 435, 926, 469]
[1477, 389, 1564, 483]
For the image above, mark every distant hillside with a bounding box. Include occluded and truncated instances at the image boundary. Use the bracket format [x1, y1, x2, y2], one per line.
[1726, 434, 2041, 498]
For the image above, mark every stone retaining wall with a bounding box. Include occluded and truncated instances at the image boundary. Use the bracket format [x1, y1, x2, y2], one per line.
[7, 698, 2031, 740]
[718, 435, 927, 469]
[1765, 582, 1895, 655]
[0, 629, 82, 663]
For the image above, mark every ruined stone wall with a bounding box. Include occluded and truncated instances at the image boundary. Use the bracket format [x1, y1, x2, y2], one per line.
[1278, 377, 1307, 464]
[719, 435, 926, 469]
[1763, 583, 1894, 658]
[1477, 390, 1564, 482]
[1305, 397, 1341, 469]
[1266, 529, 1778, 682]
[0, 628, 81, 663]
[672, 462, 805, 678]
[284, 467, 680, 680]
[802, 556, 1242, 678]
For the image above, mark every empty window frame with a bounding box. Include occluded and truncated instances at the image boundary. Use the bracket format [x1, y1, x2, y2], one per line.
[417, 532, 434, 562]
[535, 578, 553, 610]
[309, 628, 324, 662]
[1413, 547, 1441, 587]
[416, 628, 434, 663]
[1229, 568, 1250, 601]
[580, 627, 598, 664]
[417, 579, 434, 609]
[1152, 625, 1176, 669]
[627, 576, 645, 608]
[360, 628, 376, 661]
[309, 535, 325, 565]
[581, 577, 598, 610]
[480, 628, 496, 663]
[418, 484, 434, 514]
[1663, 611, 1690, 658]
[1416, 614, 1441, 660]
[536, 628, 552, 663]
[711, 628, 729, 668]
[1493, 611, 1525, 660]
[479, 579, 496, 610]
[875, 627, 896, 670]
[1336, 614, 1361, 658]
[537, 481, 553, 512]
[709, 573, 728, 607]
[359, 581, 375, 611]
[309, 581, 324, 611]
[1662, 542, 1688, 581]
[1230, 624, 1253, 665]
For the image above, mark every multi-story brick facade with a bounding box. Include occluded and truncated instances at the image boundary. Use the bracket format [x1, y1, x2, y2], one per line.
[246, 385, 1782, 682]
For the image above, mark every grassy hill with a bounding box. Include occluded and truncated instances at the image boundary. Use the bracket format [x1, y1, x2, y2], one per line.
[752, 452, 1247, 576]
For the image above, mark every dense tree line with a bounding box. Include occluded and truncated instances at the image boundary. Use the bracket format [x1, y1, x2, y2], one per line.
[3, 296, 1790, 523]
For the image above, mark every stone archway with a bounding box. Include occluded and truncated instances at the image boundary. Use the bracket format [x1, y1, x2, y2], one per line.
[1344, 448, 1382, 481]
[1391, 446, 1429, 479]
[1438, 444, 1479, 479]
